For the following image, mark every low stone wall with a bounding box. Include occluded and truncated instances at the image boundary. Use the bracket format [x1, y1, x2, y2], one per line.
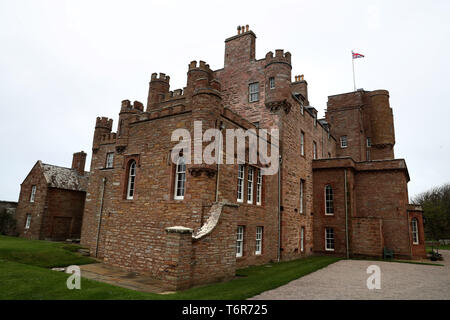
[163, 202, 238, 290]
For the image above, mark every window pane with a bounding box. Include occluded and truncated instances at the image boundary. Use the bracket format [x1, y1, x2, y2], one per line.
[249, 83, 259, 102]
[247, 167, 254, 204]
[237, 165, 244, 202]
[175, 157, 186, 199]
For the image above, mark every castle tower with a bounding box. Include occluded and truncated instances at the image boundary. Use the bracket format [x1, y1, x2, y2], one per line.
[264, 50, 292, 110]
[93, 117, 113, 151]
[185, 60, 214, 98]
[116, 100, 144, 148]
[367, 90, 395, 160]
[188, 70, 223, 203]
[146, 73, 170, 111]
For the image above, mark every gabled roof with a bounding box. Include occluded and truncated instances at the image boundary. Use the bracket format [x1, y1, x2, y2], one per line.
[39, 161, 89, 192]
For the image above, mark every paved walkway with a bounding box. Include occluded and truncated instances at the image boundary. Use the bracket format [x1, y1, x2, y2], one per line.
[250, 251, 450, 300]
[79, 263, 172, 294]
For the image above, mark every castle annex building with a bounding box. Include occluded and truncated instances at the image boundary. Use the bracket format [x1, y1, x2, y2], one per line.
[80, 26, 426, 290]
[15, 152, 89, 240]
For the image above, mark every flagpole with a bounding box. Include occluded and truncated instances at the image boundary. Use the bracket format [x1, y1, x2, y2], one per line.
[352, 51, 356, 91]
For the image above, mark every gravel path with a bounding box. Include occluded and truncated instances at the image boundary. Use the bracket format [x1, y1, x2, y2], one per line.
[250, 250, 450, 300]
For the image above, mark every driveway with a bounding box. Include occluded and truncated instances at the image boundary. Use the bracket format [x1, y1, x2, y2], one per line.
[250, 250, 450, 300]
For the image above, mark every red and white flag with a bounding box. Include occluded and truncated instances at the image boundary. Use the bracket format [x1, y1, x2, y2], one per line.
[352, 51, 365, 59]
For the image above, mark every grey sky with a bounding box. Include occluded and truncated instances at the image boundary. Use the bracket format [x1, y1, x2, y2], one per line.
[1, 0, 449, 202]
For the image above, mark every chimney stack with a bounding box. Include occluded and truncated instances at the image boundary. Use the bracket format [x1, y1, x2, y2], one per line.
[72, 151, 87, 176]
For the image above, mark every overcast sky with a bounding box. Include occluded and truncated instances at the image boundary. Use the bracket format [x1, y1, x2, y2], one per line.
[1, 0, 449, 202]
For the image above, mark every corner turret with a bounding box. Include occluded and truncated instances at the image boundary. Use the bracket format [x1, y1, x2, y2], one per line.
[146, 72, 170, 111]
[264, 49, 292, 112]
[93, 117, 113, 151]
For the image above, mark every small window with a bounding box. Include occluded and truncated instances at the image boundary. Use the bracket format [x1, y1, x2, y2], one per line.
[269, 77, 275, 89]
[299, 179, 305, 214]
[300, 102, 304, 115]
[340, 136, 348, 148]
[106, 152, 114, 168]
[367, 137, 371, 147]
[325, 227, 335, 251]
[325, 184, 334, 215]
[313, 141, 317, 160]
[300, 226, 305, 252]
[255, 226, 263, 255]
[249, 82, 259, 102]
[25, 214, 32, 229]
[236, 226, 244, 257]
[126, 160, 136, 200]
[30, 185, 36, 203]
[247, 166, 254, 204]
[412, 218, 419, 244]
[328, 152, 331, 158]
[237, 165, 244, 203]
[300, 132, 305, 156]
[174, 157, 186, 200]
[256, 168, 262, 206]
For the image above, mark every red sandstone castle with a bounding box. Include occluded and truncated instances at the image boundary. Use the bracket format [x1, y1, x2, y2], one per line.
[48, 26, 424, 290]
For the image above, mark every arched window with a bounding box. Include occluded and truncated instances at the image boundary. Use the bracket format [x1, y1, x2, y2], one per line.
[325, 184, 334, 215]
[174, 156, 186, 200]
[412, 218, 419, 244]
[126, 160, 136, 200]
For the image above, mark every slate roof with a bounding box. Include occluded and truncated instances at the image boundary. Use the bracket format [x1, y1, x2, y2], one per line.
[39, 161, 89, 192]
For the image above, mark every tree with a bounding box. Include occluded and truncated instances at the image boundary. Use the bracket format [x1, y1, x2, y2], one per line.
[413, 183, 450, 240]
[0, 208, 17, 235]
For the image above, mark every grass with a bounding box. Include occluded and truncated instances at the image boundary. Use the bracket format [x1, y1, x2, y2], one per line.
[0, 235, 95, 268]
[427, 245, 450, 253]
[0, 235, 340, 300]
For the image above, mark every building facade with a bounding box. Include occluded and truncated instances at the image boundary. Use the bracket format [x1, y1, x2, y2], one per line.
[15, 152, 89, 240]
[80, 26, 426, 290]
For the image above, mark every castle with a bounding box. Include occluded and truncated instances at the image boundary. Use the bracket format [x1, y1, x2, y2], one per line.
[19, 26, 426, 291]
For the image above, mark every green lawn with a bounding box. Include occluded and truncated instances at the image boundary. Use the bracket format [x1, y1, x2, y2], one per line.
[0, 235, 340, 300]
[427, 245, 450, 252]
[0, 235, 95, 267]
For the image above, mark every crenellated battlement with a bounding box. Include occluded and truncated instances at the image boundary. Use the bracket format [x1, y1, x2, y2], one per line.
[95, 117, 113, 130]
[188, 60, 212, 73]
[265, 50, 292, 67]
[121, 100, 144, 113]
[164, 88, 185, 100]
[100, 132, 117, 144]
[150, 72, 170, 83]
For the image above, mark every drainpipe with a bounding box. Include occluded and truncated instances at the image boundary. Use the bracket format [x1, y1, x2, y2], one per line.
[344, 169, 349, 259]
[277, 155, 282, 262]
[215, 122, 224, 202]
[94, 177, 106, 257]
